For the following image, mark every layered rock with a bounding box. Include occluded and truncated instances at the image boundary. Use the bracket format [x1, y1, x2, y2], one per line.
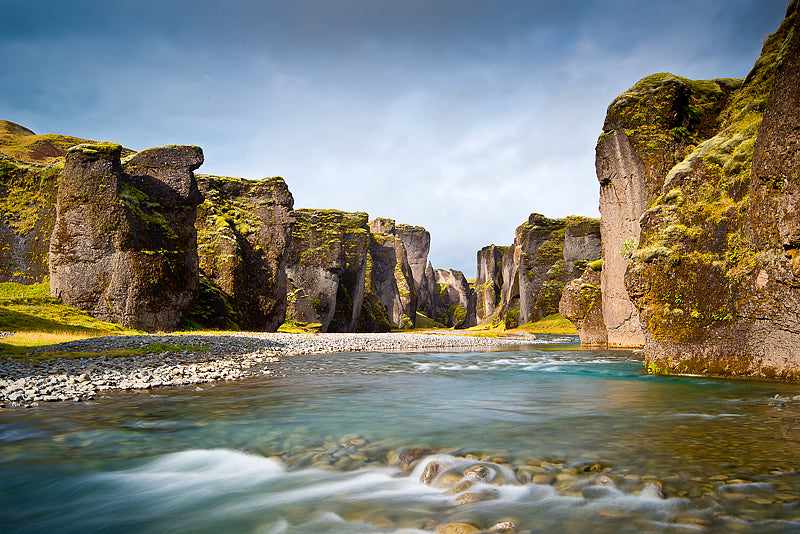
[49, 143, 204, 332]
[620, 0, 800, 379]
[559, 264, 606, 345]
[285, 209, 370, 332]
[597, 72, 738, 347]
[194, 175, 294, 331]
[363, 218, 418, 330]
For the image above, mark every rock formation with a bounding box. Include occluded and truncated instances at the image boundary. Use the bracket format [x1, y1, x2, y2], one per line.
[615, 0, 800, 379]
[0, 120, 121, 284]
[284, 209, 370, 332]
[472, 214, 601, 329]
[596, 72, 737, 347]
[364, 218, 418, 329]
[430, 268, 472, 328]
[559, 263, 606, 345]
[194, 175, 294, 331]
[49, 143, 204, 332]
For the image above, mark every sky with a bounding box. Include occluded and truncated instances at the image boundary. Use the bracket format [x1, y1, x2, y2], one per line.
[1, 0, 790, 275]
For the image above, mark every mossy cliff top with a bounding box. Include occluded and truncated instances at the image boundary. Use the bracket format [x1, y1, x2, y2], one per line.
[0, 120, 134, 166]
[289, 209, 370, 268]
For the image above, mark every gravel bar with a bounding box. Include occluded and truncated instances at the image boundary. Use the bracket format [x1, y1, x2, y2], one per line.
[0, 332, 541, 408]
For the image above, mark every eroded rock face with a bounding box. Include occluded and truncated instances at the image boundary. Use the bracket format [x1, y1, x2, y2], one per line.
[49, 143, 203, 332]
[597, 72, 737, 347]
[474, 244, 507, 325]
[0, 120, 116, 284]
[472, 214, 599, 328]
[622, 1, 800, 379]
[364, 218, 418, 329]
[194, 175, 294, 331]
[396, 223, 430, 300]
[559, 266, 607, 345]
[285, 209, 370, 332]
[430, 268, 472, 328]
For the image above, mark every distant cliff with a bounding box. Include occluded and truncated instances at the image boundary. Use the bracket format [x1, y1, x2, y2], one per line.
[471, 213, 601, 330]
[194, 174, 294, 331]
[602, 0, 800, 379]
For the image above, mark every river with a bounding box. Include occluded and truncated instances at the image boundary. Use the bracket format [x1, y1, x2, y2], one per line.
[2, 337, 800, 533]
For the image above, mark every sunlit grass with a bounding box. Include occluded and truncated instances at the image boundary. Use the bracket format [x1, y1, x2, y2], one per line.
[514, 314, 578, 335]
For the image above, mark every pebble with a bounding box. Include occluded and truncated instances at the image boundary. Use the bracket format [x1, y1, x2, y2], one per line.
[0, 333, 538, 407]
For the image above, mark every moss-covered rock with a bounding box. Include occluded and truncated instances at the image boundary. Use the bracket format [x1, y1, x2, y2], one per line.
[195, 174, 294, 331]
[285, 208, 369, 332]
[559, 267, 607, 345]
[49, 143, 203, 332]
[0, 121, 133, 284]
[597, 71, 740, 347]
[472, 214, 601, 329]
[617, 0, 800, 379]
[361, 218, 418, 330]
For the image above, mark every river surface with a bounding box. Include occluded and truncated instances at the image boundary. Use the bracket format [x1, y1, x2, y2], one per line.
[3, 338, 800, 533]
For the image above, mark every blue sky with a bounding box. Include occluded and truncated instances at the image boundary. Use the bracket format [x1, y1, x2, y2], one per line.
[1, 0, 789, 275]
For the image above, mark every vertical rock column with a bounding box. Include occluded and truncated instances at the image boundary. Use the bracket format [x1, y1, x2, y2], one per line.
[50, 143, 204, 332]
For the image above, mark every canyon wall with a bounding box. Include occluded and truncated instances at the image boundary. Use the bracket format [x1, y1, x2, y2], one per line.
[611, 0, 800, 378]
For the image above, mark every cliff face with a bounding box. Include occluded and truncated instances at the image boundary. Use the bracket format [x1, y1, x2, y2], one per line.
[616, 0, 800, 379]
[285, 209, 370, 332]
[472, 214, 601, 329]
[49, 143, 203, 332]
[194, 175, 294, 331]
[596, 73, 738, 347]
[0, 121, 129, 284]
[364, 218, 418, 330]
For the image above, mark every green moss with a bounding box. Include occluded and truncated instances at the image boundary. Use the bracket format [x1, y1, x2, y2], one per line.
[119, 182, 178, 240]
[587, 259, 602, 271]
[67, 142, 122, 159]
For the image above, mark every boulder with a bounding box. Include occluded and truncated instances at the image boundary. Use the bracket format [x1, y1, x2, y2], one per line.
[194, 175, 294, 331]
[49, 143, 203, 332]
[285, 209, 370, 332]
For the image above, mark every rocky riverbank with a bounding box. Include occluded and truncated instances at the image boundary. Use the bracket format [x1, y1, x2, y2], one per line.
[0, 332, 543, 408]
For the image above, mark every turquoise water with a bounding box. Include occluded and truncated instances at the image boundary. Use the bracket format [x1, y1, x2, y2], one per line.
[3, 339, 800, 533]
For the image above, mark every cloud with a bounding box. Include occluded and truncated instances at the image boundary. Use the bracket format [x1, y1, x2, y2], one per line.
[0, 0, 791, 274]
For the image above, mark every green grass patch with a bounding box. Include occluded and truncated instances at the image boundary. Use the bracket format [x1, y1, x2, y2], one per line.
[514, 314, 579, 335]
[3, 342, 209, 362]
[0, 282, 140, 355]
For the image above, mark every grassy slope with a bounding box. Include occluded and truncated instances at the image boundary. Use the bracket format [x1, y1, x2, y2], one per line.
[0, 282, 138, 355]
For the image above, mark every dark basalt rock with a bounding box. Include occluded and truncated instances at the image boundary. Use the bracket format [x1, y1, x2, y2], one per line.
[195, 175, 294, 331]
[49, 143, 203, 332]
[285, 209, 370, 332]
